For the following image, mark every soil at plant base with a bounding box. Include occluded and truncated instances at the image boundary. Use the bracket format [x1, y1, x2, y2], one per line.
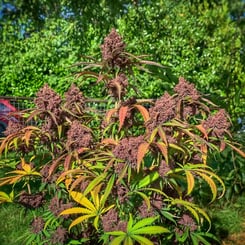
[222, 223, 245, 245]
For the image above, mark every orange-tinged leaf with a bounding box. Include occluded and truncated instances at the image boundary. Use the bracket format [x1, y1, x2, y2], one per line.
[118, 106, 128, 131]
[23, 130, 32, 147]
[137, 142, 150, 172]
[64, 154, 72, 171]
[48, 154, 66, 176]
[196, 124, 208, 139]
[155, 142, 168, 164]
[133, 104, 150, 122]
[101, 138, 118, 146]
[70, 191, 95, 211]
[185, 171, 195, 195]
[158, 126, 168, 145]
[225, 142, 245, 158]
[220, 140, 226, 152]
[106, 108, 117, 123]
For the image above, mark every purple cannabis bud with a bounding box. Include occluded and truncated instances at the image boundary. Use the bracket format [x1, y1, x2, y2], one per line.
[49, 196, 73, 218]
[67, 120, 92, 150]
[4, 121, 23, 136]
[178, 214, 198, 232]
[146, 92, 176, 132]
[34, 84, 62, 116]
[102, 208, 119, 232]
[138, 201, 154, 218]
[31, 217, 45, 234]
[101, 28, 129, 69]
[18, 192, 44, 209]
[174, 77, 200, 101]
[107, 73, 128, 99]
[50, 226, 67, 245]
[113, 135, 144, 169]
[64, 83, 86, 115]
[158, 160, 171, 178]
[202, 109, 230, 137]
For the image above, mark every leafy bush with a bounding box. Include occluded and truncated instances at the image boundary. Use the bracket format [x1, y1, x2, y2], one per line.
[0, 29, 244, 245]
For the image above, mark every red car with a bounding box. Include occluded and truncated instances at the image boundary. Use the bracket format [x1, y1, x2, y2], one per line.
[0, 99, 18, 136]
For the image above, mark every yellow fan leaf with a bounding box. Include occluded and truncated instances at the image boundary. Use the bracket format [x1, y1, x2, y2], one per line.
[185, 171, 195, 195]
[137, 142, 150, 172]
[21, 158, 31, 173]
[70, 191, 96, 211]
[124, 236, 133, 245]
[196, 172, 217, 203]
[201, 144, 208, 165]
[60, 207, 92, 216]
[68, 214, 95, 231]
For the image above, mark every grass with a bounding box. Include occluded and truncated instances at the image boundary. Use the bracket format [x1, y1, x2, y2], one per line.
[1, 194, 245, 244]
[0, 203, 33, 245]
[210, 194, 245, 243]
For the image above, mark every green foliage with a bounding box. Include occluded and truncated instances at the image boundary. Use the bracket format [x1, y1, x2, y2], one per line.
[0, 28, 244, 245]
[0, 0, 244, 128]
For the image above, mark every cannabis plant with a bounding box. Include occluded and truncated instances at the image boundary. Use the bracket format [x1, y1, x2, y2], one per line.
[0, 29, 244, 245]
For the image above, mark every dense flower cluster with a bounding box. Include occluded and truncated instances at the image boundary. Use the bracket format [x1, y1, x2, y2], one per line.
[178, 214, 198, 232]
[101, 28, 129, 69]
[49, 196, 73, 218]
[202, 109, 230, 137]
[101, 208, 119, 232]
[106, 73, 128, 98]
[40, 164, 59, 183]
[34, 84, 63, 134]
[146, 92, 176, 132]
[174, 77, 200, 101]
[113, 135, 144, 169]
[18, 192, 44, 209]
[64, 83, 86, 116]
[67, 120, 92, 150]
[31, 217, 45, 234]
[158, 160, 171, 178]
[34, 84, 62, 116]
[4, 121, 23, 136]
[50, 226, 67, 245]
[138, 201, 155, 218]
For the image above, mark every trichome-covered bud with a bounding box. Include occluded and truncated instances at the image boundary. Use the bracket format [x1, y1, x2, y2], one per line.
[113, 135, 144, 169]
[101, 28, 129, 69]
[202, 109, 230, 137]
[174, 77, 200, 101]
[64, 83, 86, 116]
[67, 120, 92, 150]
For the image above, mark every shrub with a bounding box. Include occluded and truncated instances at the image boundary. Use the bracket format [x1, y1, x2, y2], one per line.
[0, 29, 244, 245]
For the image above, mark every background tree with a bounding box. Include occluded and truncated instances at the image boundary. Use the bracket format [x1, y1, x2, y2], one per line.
[0, 0, 244, 129]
